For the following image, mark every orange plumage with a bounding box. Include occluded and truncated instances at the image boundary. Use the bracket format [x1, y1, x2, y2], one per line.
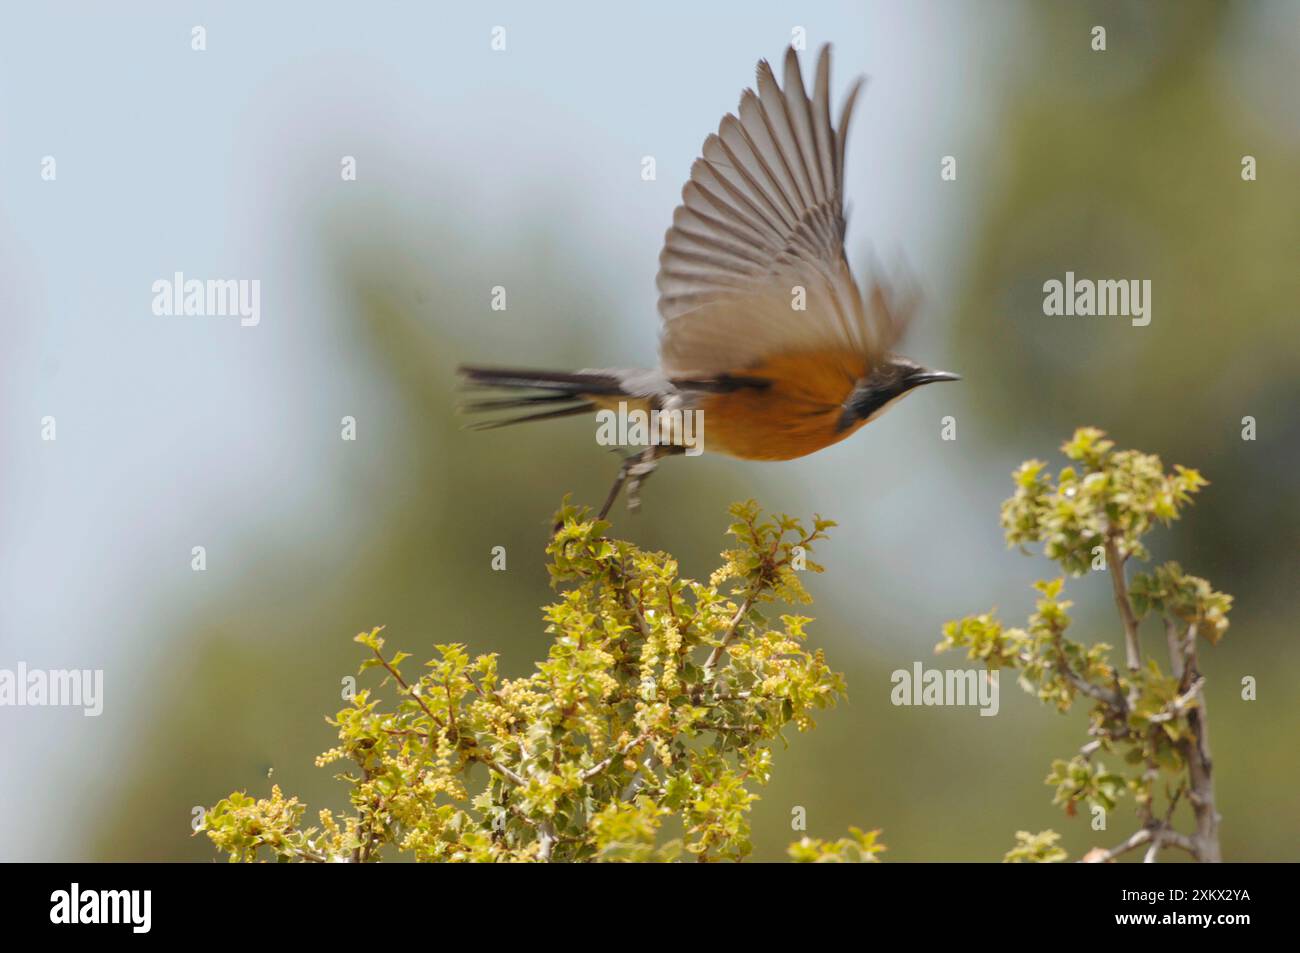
[700, 348, 869, 460]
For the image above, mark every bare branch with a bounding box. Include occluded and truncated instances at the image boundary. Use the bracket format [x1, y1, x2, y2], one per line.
[1051, 633, 1126, 710]
[1164, 617, 1186, 681]
[471, 749, 527, 789]
[1179, 623, 1221, 862]
[702, 591, 757, 678]
[1147, 677, 1205, 723]
[1081, 827, 1153, 862]
[537, 820, 556, 862]
[1103, 535, 1141, 671]
[372, 646, 443, 728]
[582, 731, 654, 782]
[1084, 821, 1197, 864]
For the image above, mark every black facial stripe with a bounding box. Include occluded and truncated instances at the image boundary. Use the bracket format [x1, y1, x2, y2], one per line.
[847, 385, 901, 423]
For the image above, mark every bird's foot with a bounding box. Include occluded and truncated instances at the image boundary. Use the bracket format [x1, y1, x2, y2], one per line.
[624, 452, 661, 514]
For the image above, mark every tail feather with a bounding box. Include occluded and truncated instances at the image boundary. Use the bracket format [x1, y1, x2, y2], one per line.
[464, 402, 595, 430]
[459, 393, 580, 412]
[458, 365, 625, 394]
[456, 364, 614, 430]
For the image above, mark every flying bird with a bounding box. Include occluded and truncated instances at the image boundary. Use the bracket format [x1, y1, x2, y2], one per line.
[459, 44, 957, 518]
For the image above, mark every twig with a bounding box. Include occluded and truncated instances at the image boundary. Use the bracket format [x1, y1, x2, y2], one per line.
[1051, 633, 1126, 710]
[1082, 826, 1153, 862]
[1164, 617, 1186, 681]
[622, 752, 658, 801]
[1178, 622, 1221, 862]
[372, 647, 443, 728]
[702, 591, 757, 677]
[582, 731, 654, 782]
[1083, 823, 1196, 864]
[537, 820, 556, 862]
[1103, 535, 1141, 671]
[1147, 678, 1204, 723]
[470, 747, 526, 788]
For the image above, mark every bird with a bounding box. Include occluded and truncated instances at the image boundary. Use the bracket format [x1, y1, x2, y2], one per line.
[458, 44, 958, 519]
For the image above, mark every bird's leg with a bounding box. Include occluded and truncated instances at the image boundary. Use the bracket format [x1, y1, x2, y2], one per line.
[622, 447, 661, 515]
[594, 445, 686, 520]
[596, 450, 638, 521]
[624, 444, 689, 514]
[553, 449, 638, 534]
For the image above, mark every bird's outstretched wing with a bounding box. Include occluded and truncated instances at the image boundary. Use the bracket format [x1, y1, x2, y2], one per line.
[656, 45, 912, 378]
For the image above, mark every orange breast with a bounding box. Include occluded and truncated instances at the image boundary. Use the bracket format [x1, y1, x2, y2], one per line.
[697, 349, 869, 461]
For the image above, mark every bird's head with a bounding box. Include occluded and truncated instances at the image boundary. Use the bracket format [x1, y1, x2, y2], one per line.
[838, 357, 960, 431]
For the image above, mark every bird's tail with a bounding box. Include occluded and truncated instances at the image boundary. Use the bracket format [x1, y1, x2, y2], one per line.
[456, 365, 624, 430]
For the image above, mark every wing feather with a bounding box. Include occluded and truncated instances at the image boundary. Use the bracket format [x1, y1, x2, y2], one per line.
[656, 44, 895, 377]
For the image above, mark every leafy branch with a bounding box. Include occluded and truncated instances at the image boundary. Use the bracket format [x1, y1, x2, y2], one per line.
[939, 428, 1231, 863]
[199, 500, 875, 862]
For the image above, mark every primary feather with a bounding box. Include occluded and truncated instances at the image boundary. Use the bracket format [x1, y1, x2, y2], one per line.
[656, 44, 900, 378]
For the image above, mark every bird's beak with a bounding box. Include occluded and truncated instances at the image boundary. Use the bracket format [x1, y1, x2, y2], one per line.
[910, 369, 961, 387]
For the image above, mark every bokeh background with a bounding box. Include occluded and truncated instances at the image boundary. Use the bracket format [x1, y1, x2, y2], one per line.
[1, 1, 1296, 862]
